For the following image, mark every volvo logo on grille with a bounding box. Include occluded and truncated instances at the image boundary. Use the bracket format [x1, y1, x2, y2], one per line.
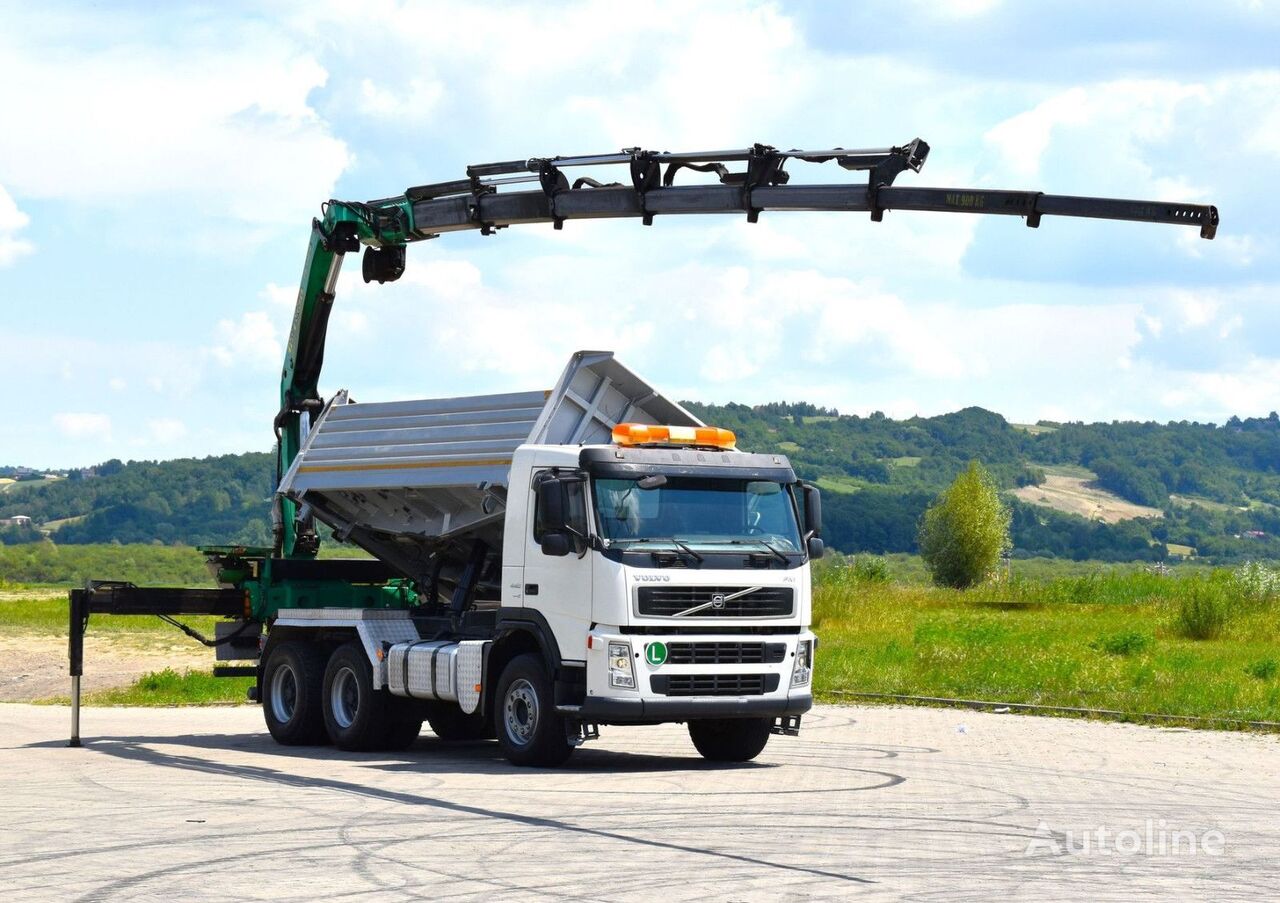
[710, 593, 727, 609]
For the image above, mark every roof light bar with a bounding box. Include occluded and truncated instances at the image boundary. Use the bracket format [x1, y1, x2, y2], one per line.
[612, 423, 737, 450]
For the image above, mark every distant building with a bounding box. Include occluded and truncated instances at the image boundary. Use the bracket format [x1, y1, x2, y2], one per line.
[1244, 530, 1267, 539]
[0, 515, 33, 527]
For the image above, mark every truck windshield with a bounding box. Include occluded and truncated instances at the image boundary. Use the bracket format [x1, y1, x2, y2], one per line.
[592, 477, 803, 552]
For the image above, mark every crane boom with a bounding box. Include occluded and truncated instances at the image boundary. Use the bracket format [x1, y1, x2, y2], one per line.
[274, 137, 1219, 557]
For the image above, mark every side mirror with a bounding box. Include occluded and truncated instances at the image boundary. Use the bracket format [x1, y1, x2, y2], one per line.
[807, 536, 825, 560]
[540, 532, 572, 557]
[536, 474, 567, 533]
[802, 483, 822, 537]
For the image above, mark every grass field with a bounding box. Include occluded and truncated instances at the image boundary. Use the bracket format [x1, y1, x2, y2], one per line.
[53, 669, 255, 706]
[5, 547, 1280, 723]
[0, 591, 225, 637]
[814, 475, 865, 495]
[814, 565, 1280, 724]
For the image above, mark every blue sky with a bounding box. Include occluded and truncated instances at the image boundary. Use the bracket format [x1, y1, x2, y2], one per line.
[1, 0, 1277, 468]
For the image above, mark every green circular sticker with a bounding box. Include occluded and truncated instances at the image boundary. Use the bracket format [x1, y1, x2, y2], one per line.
[645, 641, 668, 666]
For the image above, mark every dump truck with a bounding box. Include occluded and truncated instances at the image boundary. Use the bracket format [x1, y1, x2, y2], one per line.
[68, 138, 1218, 766]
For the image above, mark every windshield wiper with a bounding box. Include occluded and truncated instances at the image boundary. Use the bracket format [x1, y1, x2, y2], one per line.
[755, 538, 791, 564]
[623, 537, 704, 563]
[713, 538, 791, 564]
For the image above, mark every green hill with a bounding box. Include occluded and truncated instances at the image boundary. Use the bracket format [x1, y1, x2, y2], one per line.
[4, 406, 1279, 563]
[0, 454, 274, 547]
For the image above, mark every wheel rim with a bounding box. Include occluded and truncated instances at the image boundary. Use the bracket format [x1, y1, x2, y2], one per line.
[504, 678, 539, 747]
[269, 662, 298, 724]
[330, 665, 361, 729]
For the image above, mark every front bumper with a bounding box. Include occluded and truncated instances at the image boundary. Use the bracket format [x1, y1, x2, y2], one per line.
[581, 691, 812, 724]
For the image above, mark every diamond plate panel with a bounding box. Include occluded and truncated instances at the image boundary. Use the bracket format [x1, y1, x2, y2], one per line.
[456, 641, 489, 714]
[356, 619, 420, 689]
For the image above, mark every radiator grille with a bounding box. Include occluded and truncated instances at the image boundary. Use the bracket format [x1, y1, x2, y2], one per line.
[637, 586, 793, 618]
[665, 642, 787, 665]
[650, 673, 781, 696]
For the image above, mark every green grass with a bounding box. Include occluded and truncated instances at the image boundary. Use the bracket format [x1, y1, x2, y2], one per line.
[814, 475, 865, 495]
[44, 668, 253, 706]
[776, 441, 802, 453]
[40, 513, 89, 531]
[0, 591, 225, 637]
[1012, 423, 1059, 435]
[884, 456, 922, 467]
[1030, 462, 1098, 480]
[813, 568, 1280, 724]
[0, 542, 216, 588]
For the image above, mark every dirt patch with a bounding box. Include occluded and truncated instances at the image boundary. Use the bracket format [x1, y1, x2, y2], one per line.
[1013, 474, 1163, 524]
[0, 633, 212, 703]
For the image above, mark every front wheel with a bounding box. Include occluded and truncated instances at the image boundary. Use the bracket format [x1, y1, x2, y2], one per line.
[493, 653, 573, 767]
[688, 718, 772, 762]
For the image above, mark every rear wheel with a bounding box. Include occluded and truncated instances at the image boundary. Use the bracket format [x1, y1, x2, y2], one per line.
[262, 641, 328, 745]
[381, 700, 424, 751]
[688, 718, 772, 762]
[322, 642, 392, 751]
[493, 653, 573, 767]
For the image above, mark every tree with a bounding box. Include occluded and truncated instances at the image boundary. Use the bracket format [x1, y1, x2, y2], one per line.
[918, 460, 1011, 588]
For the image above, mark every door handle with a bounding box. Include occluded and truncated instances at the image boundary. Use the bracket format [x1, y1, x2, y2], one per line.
[524, 583, 539, 595]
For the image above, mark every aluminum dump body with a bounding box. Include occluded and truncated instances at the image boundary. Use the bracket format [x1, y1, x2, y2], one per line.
[277, 351, 699, 571]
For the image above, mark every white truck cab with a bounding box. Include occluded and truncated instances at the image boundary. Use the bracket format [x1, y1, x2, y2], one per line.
[506, 441, 816, 729]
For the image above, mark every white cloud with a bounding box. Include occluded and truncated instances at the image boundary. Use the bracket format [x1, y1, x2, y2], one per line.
[295, 0, 814, 150]
[0, 21, 350, 227]
[358, 77, 445, 120]
[53, 412, 111, 441]
[208, 312, 283, 371]
[147, 418, 188, 443]
[984, 80, 1211, 184]
[0, 184, 33, 266]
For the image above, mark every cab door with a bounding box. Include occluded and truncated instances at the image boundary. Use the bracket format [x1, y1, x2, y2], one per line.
[521, 471, 592, 665]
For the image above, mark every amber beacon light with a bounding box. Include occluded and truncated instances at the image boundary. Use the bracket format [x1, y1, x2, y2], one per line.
[611, 423, 737, 450]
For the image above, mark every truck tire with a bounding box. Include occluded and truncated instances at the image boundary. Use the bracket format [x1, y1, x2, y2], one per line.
[688, 718, 772, 762]
[425, 703, 494, 742]
[494, 653, 574, 767]
[381, 700, 424, 751]
[322, 641, 392, 751]
[262, 641, 329, 745]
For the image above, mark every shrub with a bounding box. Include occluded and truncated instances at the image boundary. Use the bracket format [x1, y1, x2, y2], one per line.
[1090, 630, 1152, 656]
[1232, 560, 1280, 607]
[850, 555, 891, 583]
[1246, 658, 1279, 681]
[918, 461, 1011, 589]
[1177, 581, 1228, 640]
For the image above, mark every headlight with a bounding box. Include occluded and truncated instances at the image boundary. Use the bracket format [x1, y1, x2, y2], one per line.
[608, 641, 636, 689]
[791, 639, 813, 688]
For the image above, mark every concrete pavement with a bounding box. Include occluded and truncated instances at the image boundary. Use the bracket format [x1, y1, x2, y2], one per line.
[2, 703, 1278, 900]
